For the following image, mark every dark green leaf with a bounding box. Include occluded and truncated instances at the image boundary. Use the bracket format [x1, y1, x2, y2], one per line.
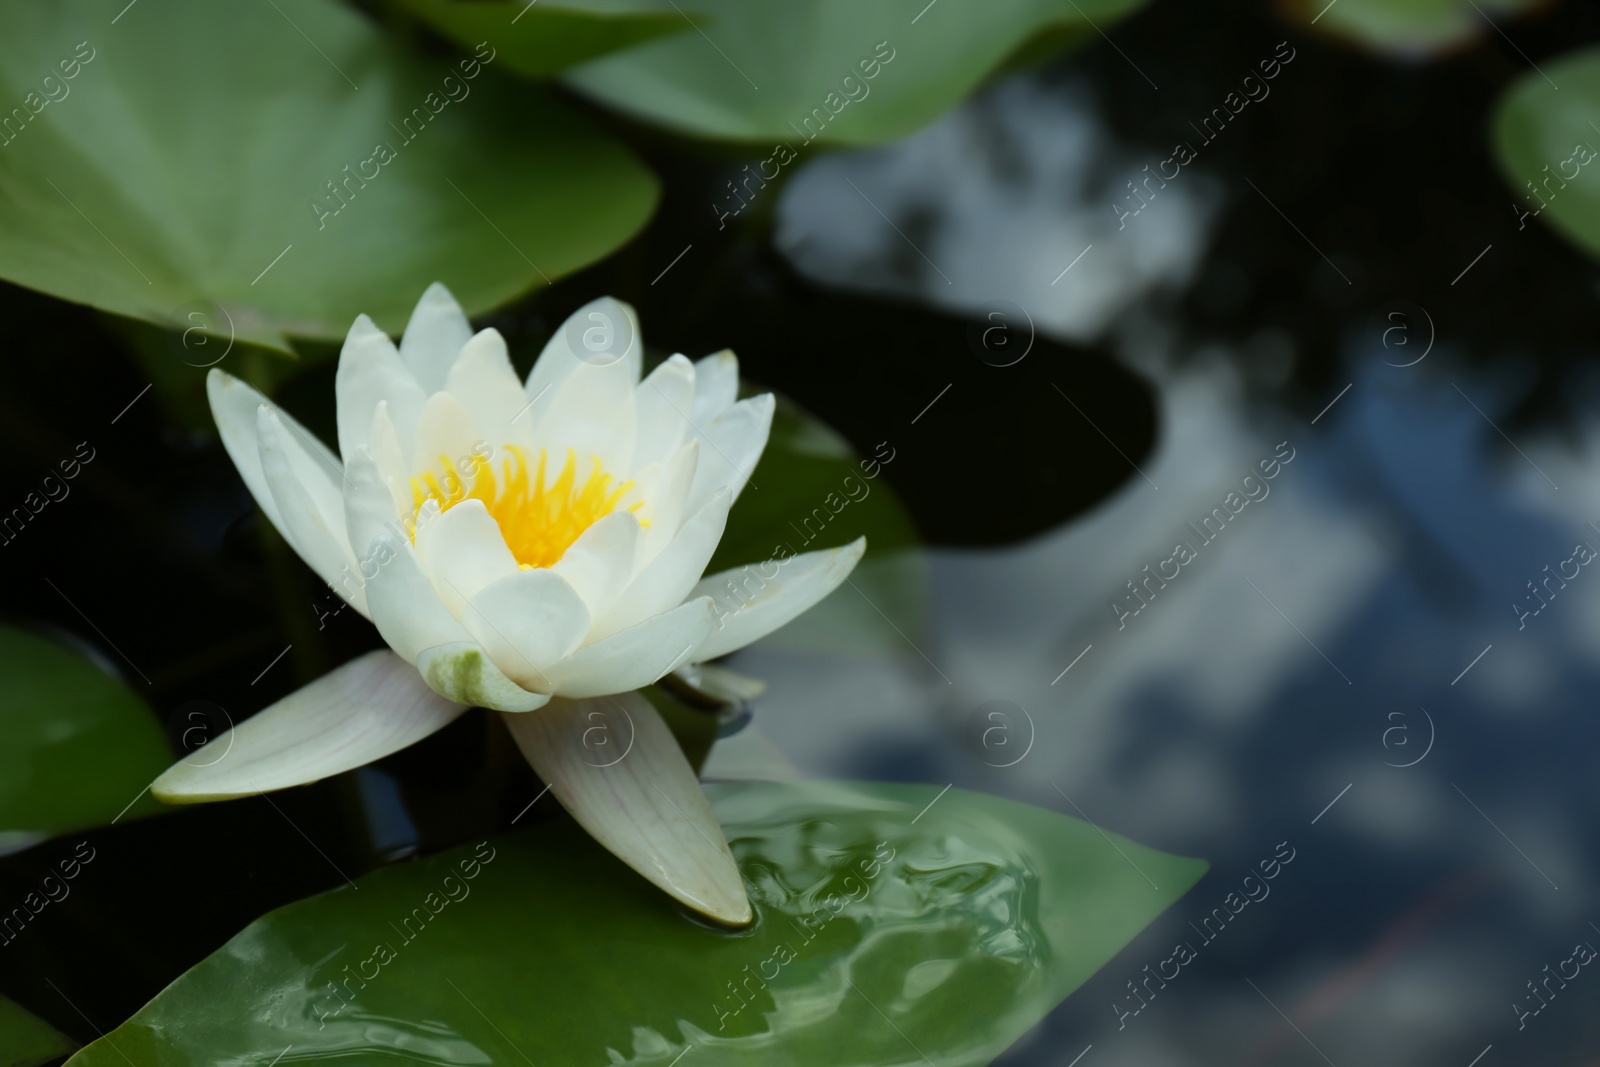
[563, 0, 1149, 144]
[392, 0, 691, 79]
[0, 627, 169, 848]
[1493, 47, 1600, 260]
[0, 0, 657, 352]
[0, 994, 74, 1067]
[68, 781, 1206, 1066]
[1288, 0, 1540, 56]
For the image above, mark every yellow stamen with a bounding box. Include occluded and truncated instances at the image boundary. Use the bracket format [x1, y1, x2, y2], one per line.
[409, 446, 641, 569]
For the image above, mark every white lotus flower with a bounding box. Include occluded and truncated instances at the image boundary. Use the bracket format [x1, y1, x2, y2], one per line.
[153, 284, 864, 924]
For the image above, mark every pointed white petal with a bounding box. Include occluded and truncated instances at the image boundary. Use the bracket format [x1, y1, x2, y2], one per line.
[632, 354, 694, 470]
[416, 642, 551, 712]
[367, 402, 412, 518]
[366, 536, 471, 663]
[501, 692, 751, 924]
[443, 328, 532, 454]
[550, 510, 641, 618]
[207, 369, 286, 534]
[416, 499, 518, 617]
[461, 569, 590, 691]
[546, 596, 714, 697]
[639, 439, 699, 563]
[691, 349, 739, 424]
[334, 314, 425, 463]
[593, 488, 732, 639]
[523, 297, 643, 430]
[257, 407, 369, 617]
[686, 393, 773, 512]
[399, 282, 473, 394]
[410, 391, 484, 478]
[532, 357, 638, 476]
[343, 447, 405, 561]
[689, 537, 866, 662]
[152, 650, 466, 802]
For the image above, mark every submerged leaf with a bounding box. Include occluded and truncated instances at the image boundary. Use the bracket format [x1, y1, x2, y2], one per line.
[0, 627, 169, 845]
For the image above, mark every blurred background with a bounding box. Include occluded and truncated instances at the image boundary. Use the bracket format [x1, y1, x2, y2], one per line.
[5, 0, 1600, 1063]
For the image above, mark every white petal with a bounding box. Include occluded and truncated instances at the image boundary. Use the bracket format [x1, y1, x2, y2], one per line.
[532, 357, 638, 476]
[416, 642, 551, 712]
[152, 650, 465, 802]
[367, 402, 412, 518]
[691, 349, 739, 424]
[334, 314, 425, 463]
[257, 407, 369, 617]
[416, 499, 518, 617]
[639, 439, 699, 563]
[366, 536, 471, 664]
[632, 354, 694, 470]
[501, 691, 750, 924]
[686, 393, 773, 513]
[523, 297, 643, 429]
[593, 488, 732, 639]
[444, 328, 533, 454]
[410, 391, 484, 477]
[546, 596, 714, 697]
[399, 282, 473, 394]
[207, 369, 286, 534]
[343, 447, 404, 562]
[550, 510, 641, 618]
[461, 569, 590, 691]
[689, 537, 866, 662]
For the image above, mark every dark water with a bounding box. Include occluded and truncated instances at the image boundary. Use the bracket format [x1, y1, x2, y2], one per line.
[6, 0, 1600, 1062]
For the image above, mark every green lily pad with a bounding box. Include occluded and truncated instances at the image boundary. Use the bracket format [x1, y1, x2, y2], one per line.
[1493, 46, 1600, 260]
[0, 994, 74, 1067]
[563, 0, 1148, 145]
[1288, 0, 1542, 56]
[711, 395, 927, 654]
[392, 0, 692, 79]
[67, 781, 1206, 1066]
[0, 0, 657, 352]
[0, 627, 169, 849]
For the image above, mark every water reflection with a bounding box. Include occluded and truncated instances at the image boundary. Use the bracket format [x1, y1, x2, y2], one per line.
[719, 61, 1600, 1066]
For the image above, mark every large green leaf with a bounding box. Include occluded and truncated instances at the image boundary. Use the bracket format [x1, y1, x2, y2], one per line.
[69, 781, 1205, 1066]
[0, 0, 657, 352]
[1288, 0, 1540, 56]
[393, 0, 692, 79]
[0, 994, 74, 1067]
[563, 0, 1148, 144]
[0, 628, 169, 849]
[1493, 47, 1600, 261]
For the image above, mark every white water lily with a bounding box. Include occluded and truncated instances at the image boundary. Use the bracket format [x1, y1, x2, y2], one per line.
[153, 284, 864, 924]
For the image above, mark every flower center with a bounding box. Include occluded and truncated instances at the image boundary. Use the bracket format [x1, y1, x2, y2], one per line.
[410, 446, 639, 570]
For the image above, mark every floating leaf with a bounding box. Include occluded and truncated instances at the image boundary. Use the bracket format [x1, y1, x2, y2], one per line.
[1493, 46, 1600, 260]
[563, 0, 1149, 144]
[0, 0, 657, 352]
[0, 627, 169, 849]
[0, 994, 74, 1067]
[392, 0, 691, 79]
[68, 781, 1206, 1066]
[1285, 0, 1543, 57]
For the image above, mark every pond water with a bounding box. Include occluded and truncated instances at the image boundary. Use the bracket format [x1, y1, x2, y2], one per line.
[5, 0, 1600, 1063]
